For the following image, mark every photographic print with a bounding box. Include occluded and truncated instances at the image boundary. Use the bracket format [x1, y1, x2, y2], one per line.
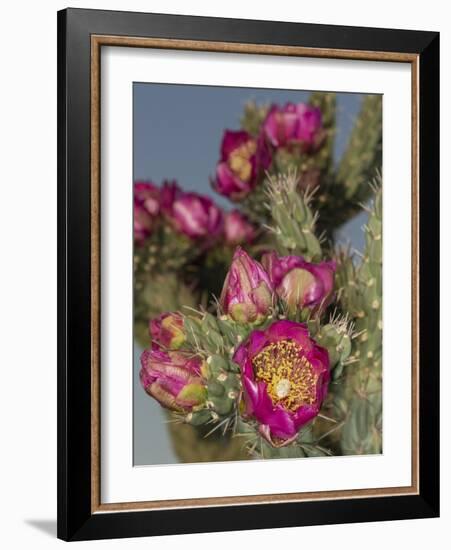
[133, 83, 382, 465]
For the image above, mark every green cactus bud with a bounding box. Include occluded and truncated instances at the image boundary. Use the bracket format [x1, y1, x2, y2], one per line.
[265, 171, 322, 260]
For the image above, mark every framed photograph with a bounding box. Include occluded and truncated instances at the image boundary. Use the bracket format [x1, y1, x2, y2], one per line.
[57, 8, 439, 541]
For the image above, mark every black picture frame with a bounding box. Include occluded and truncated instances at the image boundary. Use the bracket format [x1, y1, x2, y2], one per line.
[57, 7, 439, 541]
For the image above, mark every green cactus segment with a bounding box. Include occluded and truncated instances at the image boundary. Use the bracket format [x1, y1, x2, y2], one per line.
[182, 312, 244, 423]
[265, 172, 322, 261]
[317, 322, 353, 380]
[308, 91, 337, 180]
[240, 181, 273, 224]
[204, 354, 242, 417]
[336, 95, 383, 200]
[317, 95, 382, 233]
[335, 186, 382, 455]
[235, 419, 332, 460]
[340, 396, 381, 454]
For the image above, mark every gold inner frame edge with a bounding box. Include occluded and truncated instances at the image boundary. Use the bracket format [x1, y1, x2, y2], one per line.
[90, 35, 420, 514]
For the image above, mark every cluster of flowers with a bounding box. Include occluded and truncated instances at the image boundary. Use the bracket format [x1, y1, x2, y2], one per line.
[140, 247, 336, 447]
[213, 102, 323, 200]
[134, 180, 256, 248]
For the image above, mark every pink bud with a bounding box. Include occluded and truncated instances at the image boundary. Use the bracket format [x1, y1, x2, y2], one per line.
[220, 247, 274, 324]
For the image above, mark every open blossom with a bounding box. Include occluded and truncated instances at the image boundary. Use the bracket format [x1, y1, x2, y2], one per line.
[140, 348, 206, 412]
[263, 102, 323, 150]
[224, 210, 256, 246]
[150, 312, 185, 350]
[233, 320, 330, 447]
[169, 192, 223, 239]
[214, 130, 271, 200]
[262, 252, 336, 313]
[220, 247, 273, 324]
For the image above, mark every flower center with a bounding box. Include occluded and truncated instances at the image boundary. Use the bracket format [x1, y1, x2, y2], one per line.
[252, 339, 317, 411]
[228, 140, 257, 182]
[275, 378, 291, 398]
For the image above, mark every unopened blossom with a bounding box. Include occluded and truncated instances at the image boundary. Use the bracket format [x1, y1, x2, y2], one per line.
[150, 312, 185, 350]
[140, 348, 206, 412]
[263, 102, 323, 151]
[220, 247, 273, 324]
[262, 252, 336, 313]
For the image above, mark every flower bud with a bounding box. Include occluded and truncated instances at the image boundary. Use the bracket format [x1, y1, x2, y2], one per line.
[224, 210, 256, 246]
[262, 252, 336, 313]
[263, 102, 323, 151]
[150, 312, 185, 350]
[220, 247, 274, 324]
[140, 349, 207, 412]
[170, 192, 223, 240]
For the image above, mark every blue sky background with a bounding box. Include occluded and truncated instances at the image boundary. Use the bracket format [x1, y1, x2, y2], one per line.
[133, 83, 373, 465]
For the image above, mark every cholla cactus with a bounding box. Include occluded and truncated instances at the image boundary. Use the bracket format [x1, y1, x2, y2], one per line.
[136, 92, 383, 462]
[333, 184, 383, 454]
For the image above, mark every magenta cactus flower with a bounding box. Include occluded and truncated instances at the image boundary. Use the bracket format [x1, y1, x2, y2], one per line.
[169, 192, 223, 239]
[220, 247, 274, 324]
[224, 210, 256, 246]
[263, 102, 323, 151]
[214, 130, 271, 200]
[140, 348, 207, 412]
[262, 252, 336, 313]
[233, 320, 330, 447]
[150, 312, 185, 350]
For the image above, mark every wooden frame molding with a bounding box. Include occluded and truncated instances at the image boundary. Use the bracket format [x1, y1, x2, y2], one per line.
[90, 34, 420, 514]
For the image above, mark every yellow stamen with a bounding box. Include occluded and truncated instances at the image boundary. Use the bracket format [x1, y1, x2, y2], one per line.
[228, 140, 257, 182]
[252, 340, 317, 411]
